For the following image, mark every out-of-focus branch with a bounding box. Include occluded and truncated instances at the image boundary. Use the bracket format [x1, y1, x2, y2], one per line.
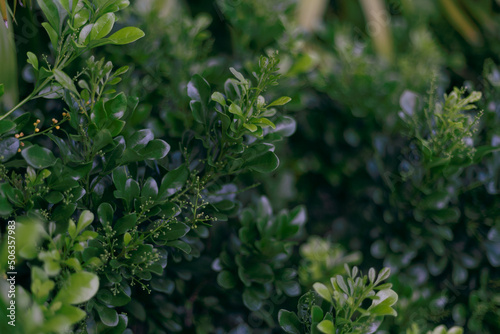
[359, 0, 394, 63]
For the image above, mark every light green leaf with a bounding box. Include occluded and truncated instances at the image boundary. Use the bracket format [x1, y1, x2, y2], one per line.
[54, 272, 99, 304]
[108, 27, 145, 45]
[74, 8, 90, 29]
[368, 303, 397, 317]
[68, 218, 77, 239]
[370, 289, 398, 307]
[268, 96, 291, 107]
[27, 52, 38, 70]
[228, 103, 243, 116]
[317, 320, 335, 334]
[313, 282, 332, 303]
[78, 23, 94, 45]
[229, 67, 246, 82]
[251, 117, 276, 129]
[41, 22, 59, 50]
[53, 69, 78, 94]
[37, 0, 60, 32]
[123, 232, 131, 246]
[76, 210, 94, 234]
[90, 13, 115, 40]
[375, 267, 391, 285]
[211, 92, 226, 106]
[243, 123, 258, 132]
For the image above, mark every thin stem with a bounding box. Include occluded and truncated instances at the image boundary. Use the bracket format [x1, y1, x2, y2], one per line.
[0, 93, 34, 121]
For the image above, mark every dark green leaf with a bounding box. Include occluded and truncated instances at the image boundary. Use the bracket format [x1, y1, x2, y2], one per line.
[245, 151, 279, 173]
[217, 270, 236, 289]
[0, 138, 19, 162]
[21, 145, 57, 169]
[139, 139, 170, 160]
[159, 165, 188, 200]
[278, 310, 301, 334]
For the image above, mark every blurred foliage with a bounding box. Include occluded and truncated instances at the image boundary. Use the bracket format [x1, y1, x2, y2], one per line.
[1, 0, 500, 333]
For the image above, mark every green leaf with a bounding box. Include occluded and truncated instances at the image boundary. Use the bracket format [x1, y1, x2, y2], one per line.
[243, 123, 258, 132]
[375, 267, 391, 285]
[0, 194, 14, 217]
[90, 13, 115, 40]
[139, 139, 170, 160]
[104, 92, 127, 119]
[98, 204, 113, 227]
[157, 222, 190, 241]
[54, 272, 99, 305]
[114, 213, 137, 234]
[68, 218, 77, 239]
[370, 289, 398, 307]
[229, 103, 243, 116]
[37, 0, 60, 32]
[56, 304, 86, 324]
[313, 283, 332, 303]
[78, 23, 94, 44]
[311, 305, 324, 323]
[188, 74, 211, 103]
[21, 145, 57, 169]
[242, 288, 262, 311]
[75, 210, 94, 235]
[74, 8, 90, 29]
[159, 165, 188, 200]
[95, 303, 119, 327]
[108, 27, 145, 45]
[229, 67, 246, 82]
[245, 151, 279, 173]
[217, 270, 236, 289]
[271, 116, 296, 137]
[92, 129, 113, 152]
[369, 268, 376, 283]
[27, 52, 38, 70]
[368, 303, 397, 317]
[317, 320, 335, 334]
[142, 177, 158, 200]
[447, 327, 464, 334]
[41, 22, 59, 50]
[268, 96, 291, 107]
[0, 84, 3, 97]
[278, 310, 301, 334]
[165, 240, 191, 254]
[211, 91, 226, 106]
[335, 275, 349, 294]
[97, 288, 131, 307]
[53, 69, 78, 94]
[46, 191, 64, 204]
[112, 165, 128, 191]
[128, 129, 154, 150]
[0, 138, 19, 162]
[251, 117, 276, 129]
[123, 232, 131, 246]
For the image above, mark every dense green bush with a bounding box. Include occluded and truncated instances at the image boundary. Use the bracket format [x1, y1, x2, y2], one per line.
[1, 0, 500, 333]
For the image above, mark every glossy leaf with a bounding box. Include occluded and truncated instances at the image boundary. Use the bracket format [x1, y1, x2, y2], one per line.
[108, 27, 145, 45]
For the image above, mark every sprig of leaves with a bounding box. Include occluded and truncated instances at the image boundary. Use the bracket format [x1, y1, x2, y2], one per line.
[279, 265, 398, 334]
